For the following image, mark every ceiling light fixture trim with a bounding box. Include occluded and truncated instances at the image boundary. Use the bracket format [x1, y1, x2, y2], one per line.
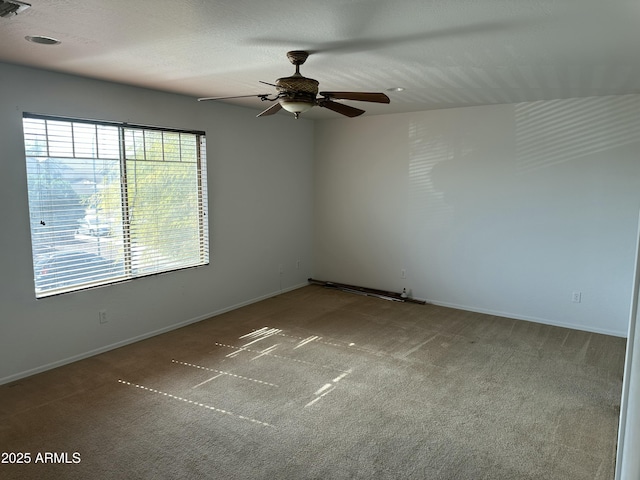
[25, 35, 61, 45]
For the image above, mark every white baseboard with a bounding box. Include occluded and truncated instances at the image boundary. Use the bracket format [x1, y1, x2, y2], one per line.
[425, 298, 627, 338]
[0, 282, 308, 386]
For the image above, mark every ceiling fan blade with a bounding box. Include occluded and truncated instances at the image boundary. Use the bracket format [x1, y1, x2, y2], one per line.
[319, 100, 365, 118]
[198, 94, 271, 102]
[320, 92, 390, 103]
[257, 102, 283, 117]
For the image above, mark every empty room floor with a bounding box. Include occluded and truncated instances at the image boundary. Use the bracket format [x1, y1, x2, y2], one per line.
[0, 285, 626, 479]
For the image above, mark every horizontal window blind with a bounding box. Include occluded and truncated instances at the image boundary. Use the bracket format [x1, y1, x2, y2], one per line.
[23, 114, 209, 298]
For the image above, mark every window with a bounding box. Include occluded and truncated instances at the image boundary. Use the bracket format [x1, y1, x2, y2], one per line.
[23, 114, 209, 298]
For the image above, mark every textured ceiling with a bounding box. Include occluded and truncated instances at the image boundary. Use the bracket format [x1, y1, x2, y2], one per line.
[1, 0, 639, 119]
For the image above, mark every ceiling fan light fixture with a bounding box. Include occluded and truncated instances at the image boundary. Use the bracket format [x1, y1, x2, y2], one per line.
[280, 100, 314, 118]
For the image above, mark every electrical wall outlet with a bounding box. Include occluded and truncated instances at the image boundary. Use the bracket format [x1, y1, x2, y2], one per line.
[572, 291, 582, 303]
[401, 269, 407, 279]
[98, 310, 108, 324]
[278, 264, 284, 274]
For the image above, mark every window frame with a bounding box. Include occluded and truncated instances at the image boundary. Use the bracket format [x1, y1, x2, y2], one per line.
[23, 113, 209, 298]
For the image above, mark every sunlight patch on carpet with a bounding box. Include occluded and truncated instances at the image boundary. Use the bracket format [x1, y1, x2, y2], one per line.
[117, 379, 275, 427]
[172, 359, 280, 387]
[213, 341, 349, 373]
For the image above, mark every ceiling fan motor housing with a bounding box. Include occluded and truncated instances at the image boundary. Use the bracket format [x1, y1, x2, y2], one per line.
[276, 50, 318, 102]
[276, 75, 318, 99]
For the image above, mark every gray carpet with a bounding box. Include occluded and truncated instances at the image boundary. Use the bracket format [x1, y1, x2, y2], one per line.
[0, 285, 625, 479]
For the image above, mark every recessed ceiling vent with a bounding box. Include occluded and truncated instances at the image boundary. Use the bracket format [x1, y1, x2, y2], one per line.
[0, 0, 30, 18]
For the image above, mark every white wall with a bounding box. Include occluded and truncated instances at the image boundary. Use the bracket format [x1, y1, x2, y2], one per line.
[0, 63, 315, 384]
[616, 212, 640, 479]
[314, 96, 640, 336]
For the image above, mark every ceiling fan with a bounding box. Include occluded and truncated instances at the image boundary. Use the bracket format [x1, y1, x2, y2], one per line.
[198, 51, 390, 119]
